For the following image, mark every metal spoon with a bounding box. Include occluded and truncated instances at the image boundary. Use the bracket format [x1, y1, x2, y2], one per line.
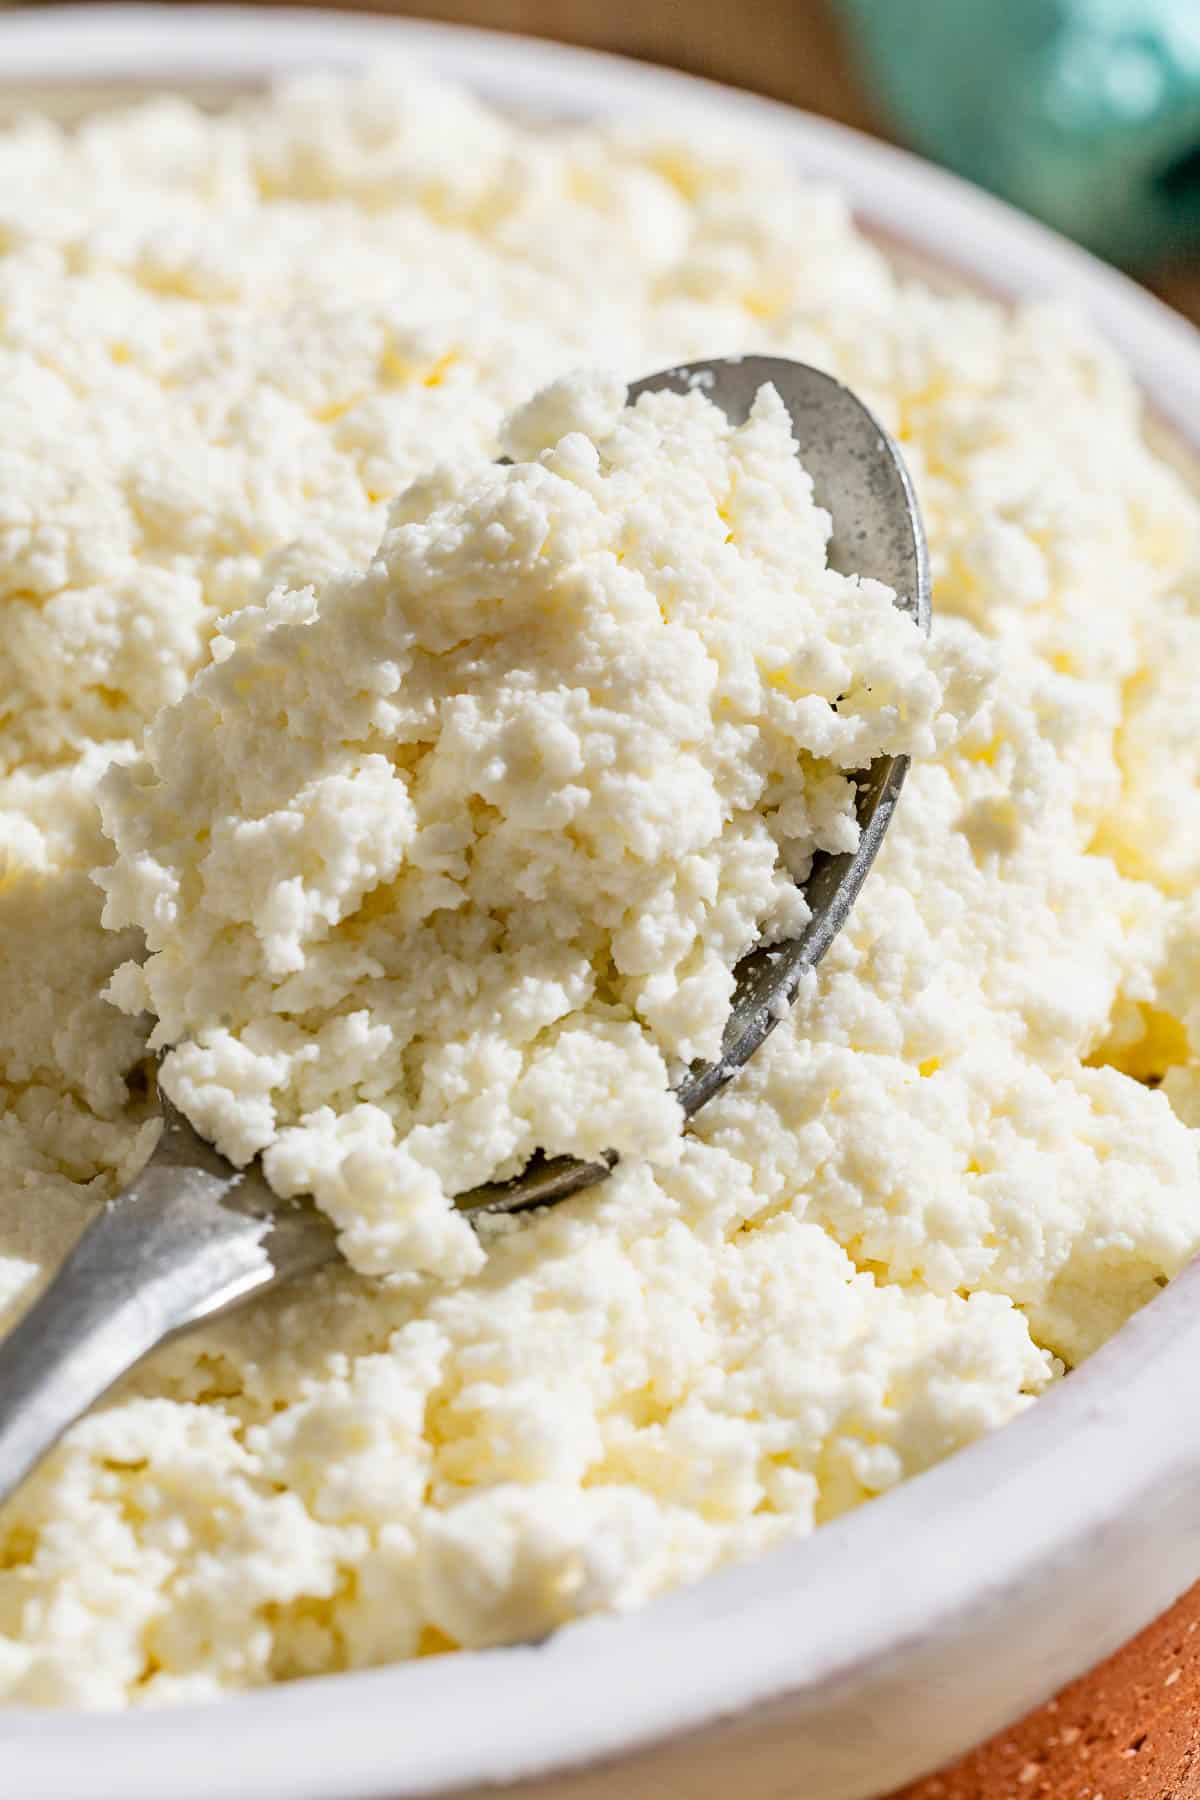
[0, 356, 929, 1509]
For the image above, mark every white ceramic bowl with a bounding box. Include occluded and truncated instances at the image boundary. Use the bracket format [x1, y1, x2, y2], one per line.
[4, 10, 1200, 1799]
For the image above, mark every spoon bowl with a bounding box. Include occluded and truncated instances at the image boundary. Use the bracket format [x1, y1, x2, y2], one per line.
[0, 355, 929, 1508]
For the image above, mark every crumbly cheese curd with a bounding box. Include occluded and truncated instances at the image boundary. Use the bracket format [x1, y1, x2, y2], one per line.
[97, 375, 940, 1277]
[0, 69, 1197, 1709]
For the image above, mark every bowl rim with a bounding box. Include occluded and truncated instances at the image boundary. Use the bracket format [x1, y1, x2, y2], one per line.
[3, 10, 1200, 1800]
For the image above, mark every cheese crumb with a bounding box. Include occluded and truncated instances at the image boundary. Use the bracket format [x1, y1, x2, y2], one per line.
[0, 68, 1195, 1707]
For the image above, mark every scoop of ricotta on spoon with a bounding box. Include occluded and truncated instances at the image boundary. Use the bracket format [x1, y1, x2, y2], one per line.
[97, 373, 943, 1278]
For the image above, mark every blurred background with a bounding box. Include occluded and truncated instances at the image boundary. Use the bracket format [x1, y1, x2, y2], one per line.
[8, 0, 1200, 321]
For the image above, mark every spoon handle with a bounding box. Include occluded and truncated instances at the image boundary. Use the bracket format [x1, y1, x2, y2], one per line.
[0, 1104, 337, 1510]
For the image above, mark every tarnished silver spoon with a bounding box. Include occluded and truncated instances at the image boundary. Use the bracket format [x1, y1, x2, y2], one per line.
[0, 357, 929, 1509]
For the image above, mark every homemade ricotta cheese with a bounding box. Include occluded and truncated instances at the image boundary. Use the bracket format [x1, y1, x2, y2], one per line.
[0, 69, 1197, 1708]
[97, 377, 940, 1277]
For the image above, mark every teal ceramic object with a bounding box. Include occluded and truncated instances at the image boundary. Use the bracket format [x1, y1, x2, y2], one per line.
[836, 0, 1200, 265]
